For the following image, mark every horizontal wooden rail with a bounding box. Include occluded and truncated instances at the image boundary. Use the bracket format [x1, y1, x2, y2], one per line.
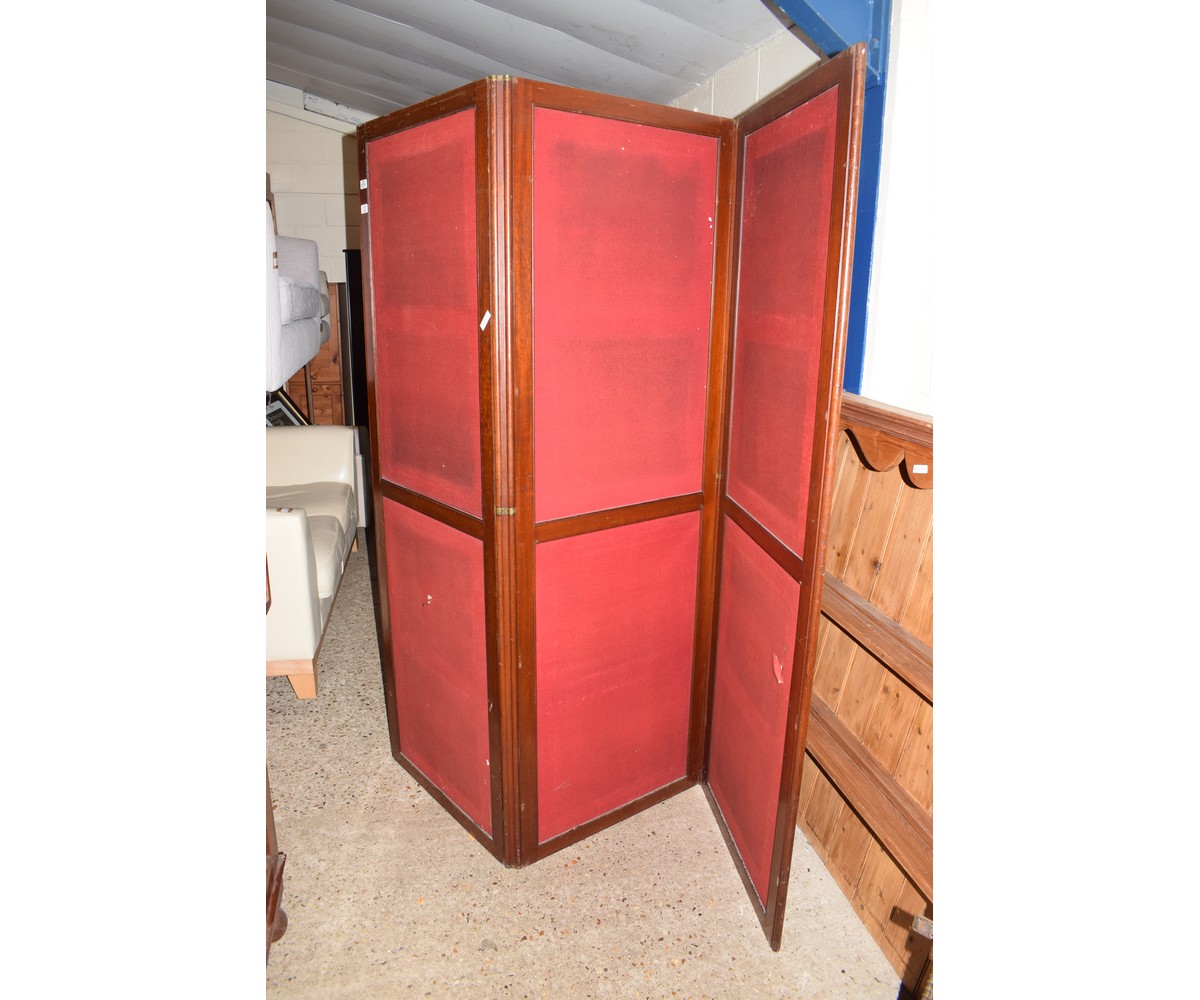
[840, 393, 932, 447]
[534, 493, 702, 543]
[821, 573, 932, 703]
[806, 696, 932, 899]
[724, 497, 804, 582]
[378, 481, 486, 540]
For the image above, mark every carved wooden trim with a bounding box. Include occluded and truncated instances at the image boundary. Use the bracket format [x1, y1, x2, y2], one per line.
[840, 393, 933, 488]
[821, 573, 932, 703]
[806, 696, 933, 899]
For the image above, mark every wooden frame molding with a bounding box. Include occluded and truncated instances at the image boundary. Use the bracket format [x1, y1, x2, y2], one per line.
[839, 393, 932, 488]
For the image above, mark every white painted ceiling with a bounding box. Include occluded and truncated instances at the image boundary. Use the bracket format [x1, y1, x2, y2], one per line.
[266, 0, 807, 120]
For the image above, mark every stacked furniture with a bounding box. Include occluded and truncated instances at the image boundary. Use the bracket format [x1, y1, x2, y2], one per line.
[265, 203, 331, 394]
[265, 194, 358, 699]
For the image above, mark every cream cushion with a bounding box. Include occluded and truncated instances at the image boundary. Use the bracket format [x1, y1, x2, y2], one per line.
[266, 482, 355, 599]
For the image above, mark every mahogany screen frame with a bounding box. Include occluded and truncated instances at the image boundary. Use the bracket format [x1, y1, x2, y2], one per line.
[704, 53, 867, 949]
[357, 46, 865, 950]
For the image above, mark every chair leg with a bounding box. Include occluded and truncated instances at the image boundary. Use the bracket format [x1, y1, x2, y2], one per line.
[304, 363, 315, 423]
[287, 672, 317, 699]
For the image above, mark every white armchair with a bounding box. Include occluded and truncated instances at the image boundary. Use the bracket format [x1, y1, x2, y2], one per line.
[266, 425, 359, 698]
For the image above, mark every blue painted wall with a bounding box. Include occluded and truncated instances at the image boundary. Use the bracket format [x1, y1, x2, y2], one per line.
[770, 0, 891, 394]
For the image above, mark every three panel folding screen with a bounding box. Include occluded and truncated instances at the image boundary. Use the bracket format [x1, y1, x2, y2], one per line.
[357, 45, 865, 949]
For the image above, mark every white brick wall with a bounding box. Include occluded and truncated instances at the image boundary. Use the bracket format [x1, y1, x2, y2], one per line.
[266, 92, 362, 285]
[671, 28, 820, 118]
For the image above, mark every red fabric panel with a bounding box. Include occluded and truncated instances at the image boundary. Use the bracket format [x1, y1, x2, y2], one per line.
[368, 111, 482, 516]
[707, 516, 800, 905]
[535, 514, 700, 842]
[532, 109, 717, 521]
[383, 498, 492, 836]
[726, 87, 839, 555]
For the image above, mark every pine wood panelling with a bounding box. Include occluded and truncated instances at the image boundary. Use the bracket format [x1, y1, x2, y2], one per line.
[897, 699, 933, 812]
[806, 699, 932, 897]
[803, 766, 846, 851]
[822, 577, 932, 702]
[826, 789, 874, 899]
[798, 748, 817, 812]
[854, 839, 900, 937]
[839, 458, 903, 598]
[825, 438, 873, 577]
[856, 840, 917, 966]
[863, 673, 922, 776]
[869, 486, 932, 619]
[903, 530, 934, 646]
[798, 762, 851, 886]
[798, 393, 933, 995]
[837, 643, 889, 746]
[892, 878, 934, 986]
[812, 615, 858, 708]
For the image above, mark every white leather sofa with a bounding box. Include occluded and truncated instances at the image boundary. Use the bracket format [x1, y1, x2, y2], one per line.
[266, 425, 359, 698]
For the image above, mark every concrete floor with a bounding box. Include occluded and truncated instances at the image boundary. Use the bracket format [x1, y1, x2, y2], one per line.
[266, 532, 902, 999]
